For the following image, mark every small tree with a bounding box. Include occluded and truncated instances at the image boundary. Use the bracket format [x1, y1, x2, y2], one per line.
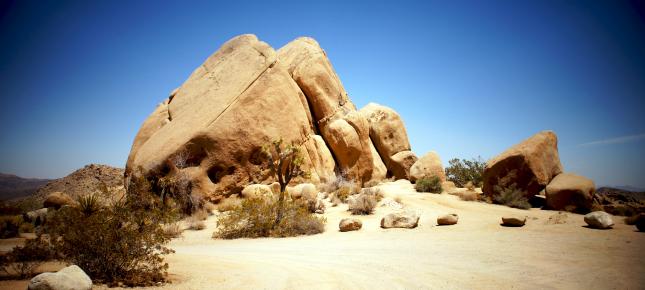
[445, 157, 486, 187]
[263, 139, 305, 227]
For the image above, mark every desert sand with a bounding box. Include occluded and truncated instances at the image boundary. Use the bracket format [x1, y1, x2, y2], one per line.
[3, 180, 643, 290]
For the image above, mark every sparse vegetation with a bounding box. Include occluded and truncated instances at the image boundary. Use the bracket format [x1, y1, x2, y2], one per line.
[45, 175, 175, 286]
[214, 140, 325, 239]
[415, 176, 442, 193]
[214, 196, 325, 239]
[445, 157, 486, 188]
[320, 173, 360, 202]
[348, 194, 378, 215]
[0, 215, 21, 238]
[493, 183, 531, 210]
[0, 235, 54, 279]
[162, 222, 183, 238]
[186, 218, 206, 231]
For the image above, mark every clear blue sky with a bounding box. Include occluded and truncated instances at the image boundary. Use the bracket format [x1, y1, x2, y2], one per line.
[1, 0, 644, 188]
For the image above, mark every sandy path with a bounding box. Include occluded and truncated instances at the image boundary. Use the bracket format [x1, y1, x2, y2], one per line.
[4, 180, 644, 289]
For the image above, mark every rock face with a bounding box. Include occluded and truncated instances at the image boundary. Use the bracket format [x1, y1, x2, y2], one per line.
[43, 192, 76, 209]
[545, 173, 595, 213]
[359, 103, 413, 178]
[126, 35, 413, 201]
[339, 218, 362, 232]
[501, 216, 526, 227]
[380, 211, 420, 229]
[410, 151, 445, 183]
[437, 214, 458, 225]
[34, 164, 124, 204]
[389, 151, 419, 180]
[584, 211, 614, 229]
[28, 265, 92, 290]
[483, 131, 563, 200]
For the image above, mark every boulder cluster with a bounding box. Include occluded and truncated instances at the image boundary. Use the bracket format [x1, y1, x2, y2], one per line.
[482, 131, 596, 214]
[125, 35, 437, 201]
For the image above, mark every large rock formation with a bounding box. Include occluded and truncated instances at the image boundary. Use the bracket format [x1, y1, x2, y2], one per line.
[360, 103, 416, 179]
[126, 35, 412, 200]
[482, 131, 563, 199]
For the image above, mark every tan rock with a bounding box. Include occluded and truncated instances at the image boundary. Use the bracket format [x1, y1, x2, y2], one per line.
[584, 211, 614, 229]
[278, 37, 375, 184]
[380, 211, 420, 229]
[410, 151, 446, 182]
[368, 140, 387, 182]
[483, 131, 563, 199]
[339, 218, 362, 232]
[28, 265, 92, 290]
[43, 192, 75, 209]
[360, 103, 411, 170]
[390, 151, 418, 180]
[287, 183, 317, 200]
[126, 35, 338, 198]
[545, 173, 595, 213]
[501, 216, 526, 227]
[437, 214, 458, 225]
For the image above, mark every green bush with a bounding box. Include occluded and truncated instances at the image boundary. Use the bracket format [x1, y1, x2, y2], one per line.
[46, 176, 175, 287]
[214, 196, 325, 239]
[415, 176, 442, 193]
[445, 157, 486, 188]
[493, 183, 531, 210]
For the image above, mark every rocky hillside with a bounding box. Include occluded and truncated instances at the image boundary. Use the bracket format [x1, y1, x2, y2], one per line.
[595, 186, 645, 216]
[0, 173, 50, 201]
[32, 164, 124, 203]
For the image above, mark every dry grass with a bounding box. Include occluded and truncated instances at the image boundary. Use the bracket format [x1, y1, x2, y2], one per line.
[348, 194, 378, 215]
[162, 223, 183, 238]
[216, 197, 242, 212]
[186, 218, 206, 231]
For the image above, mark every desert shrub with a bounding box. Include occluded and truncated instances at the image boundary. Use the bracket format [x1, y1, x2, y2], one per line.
[363, 179, 381, 188]
[46, 176, 175, 287]
[415, 176, 442, 193]
[445, 157, 486, 188]
[186, 217, 206, 231]
[216, 197, 242, 212]
[203, 202, 217, 215]
[329, 194, 341, 207]
[0, 235, 54, 279]
[214, 196, 325, 239]
[77, 194, 102, 216]
[192, 209, 209, 221]
[319, 173, 360, 202]
[458, 190, 479, 201]
[0, 215, 21, 238]
[348, 194, 378, 215]
[162, 222, 183, 238]
[361, 187, 384, 202]
[493, 183, 531, 210]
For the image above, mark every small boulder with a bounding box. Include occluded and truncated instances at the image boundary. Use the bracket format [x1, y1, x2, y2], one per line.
[410, 151, 446, 183]
[381, 211, 420, 229]
[28, 265, 92, 290]
[584, 211, 614, 229]
[43, 192, 75, 209]
[634, 213, 645, 232]
[437, 214, 458, 225]
[501, 216, 526, 227]
[390, 151, 418, 180]
[240, 184, 272, 199]
[545, 173, 595, 213]
[287, 183, 317, 199]
[339, 218, 362, 232]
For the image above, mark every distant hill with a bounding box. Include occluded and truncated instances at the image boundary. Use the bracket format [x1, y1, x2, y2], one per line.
[596, 187, 645, 201]
[595, 186, 645, 216]
[0, 173, 51, 201]
[32, 164, 125, 203]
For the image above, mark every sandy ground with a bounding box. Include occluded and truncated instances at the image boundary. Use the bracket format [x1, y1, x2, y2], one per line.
[2, 180, 644, 290]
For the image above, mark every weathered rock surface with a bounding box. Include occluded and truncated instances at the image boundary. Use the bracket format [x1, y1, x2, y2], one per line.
[287, 183, 317, 200]
[34, 164, 124, 204]
[389, 151, 418, 180]
[545, 173, 595, 213]
[501, 216, 526, 227]
[126, 35, 409, 200]
[28, 265, 92, 290]
[381, 211, 420, 228]
[410, 151, 445, 183]
[437, 213, 458, 225]
[584, 211, 614, 229]
[339, 218, 362, 232]
[483, 131, 563, 199]
[43, 192, 75, 209]
[359, 103, 412, 177]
